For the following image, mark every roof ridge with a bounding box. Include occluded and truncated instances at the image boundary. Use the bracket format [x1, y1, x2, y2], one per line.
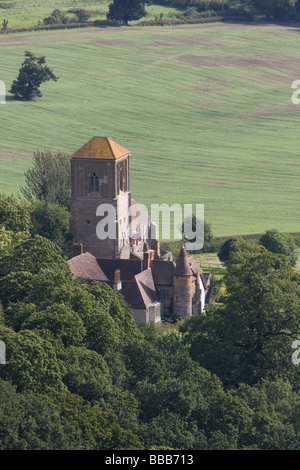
[106, 136, 115, 158]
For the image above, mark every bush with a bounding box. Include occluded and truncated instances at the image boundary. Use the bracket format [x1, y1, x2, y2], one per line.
[43, 9, 70, 25]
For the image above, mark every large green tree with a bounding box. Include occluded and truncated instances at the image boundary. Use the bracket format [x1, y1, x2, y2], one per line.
[183, 240, 300, 386]
[10, 51, 58, 101]
[259, 229, 297, 267]
[21, 150, 71, 209]
[107, 0, 150, 25]
[30, 201, 72, 256]
[0, 193, 32, 233]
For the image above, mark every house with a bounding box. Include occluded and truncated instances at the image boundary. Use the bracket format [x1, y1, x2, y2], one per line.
[68, 137, 212, 323]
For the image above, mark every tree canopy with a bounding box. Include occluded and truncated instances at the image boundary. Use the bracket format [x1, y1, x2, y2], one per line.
[259, 229, 297, 266]
[182, 239, 300, 387]
[21, 149, 71, 209]
[10, 51, 58, 101]
[107, 0, 151, 25]
[1, 193, 300, 449]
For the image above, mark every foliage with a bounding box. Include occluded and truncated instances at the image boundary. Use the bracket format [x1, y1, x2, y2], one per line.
[30, 201, 72, 256]
[43, 9, 70, 25]
[182, 215, 215, 253]
[0, 326, 66, 393]
[182, 239, 300, 387]
[10, 51, 58, 101]
[0, 193, 32, 233]
[67, 8, 92, 23]
[0, 379, 81, 450]
[259, 229, 297, 267]
[251, 0, 297, 19]
[107, 0, 151, 24]
[21, 150, 71, 209]
[217, 237, 239, 263]
[43, 8, 92, 25]
[1, 229, 300, 449]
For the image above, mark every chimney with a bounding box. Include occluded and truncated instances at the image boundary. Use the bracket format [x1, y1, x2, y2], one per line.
[113, 269, 122, 291]
[72, 243, 83, 258]
[143, 252, 151, 270]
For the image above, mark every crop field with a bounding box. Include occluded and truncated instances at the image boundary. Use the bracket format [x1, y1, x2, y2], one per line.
[1, 21, 300, 236]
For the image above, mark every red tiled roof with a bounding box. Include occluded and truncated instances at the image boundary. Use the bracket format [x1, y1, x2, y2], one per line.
[68, 252, 108, 281]
[175, 246, 193, 277]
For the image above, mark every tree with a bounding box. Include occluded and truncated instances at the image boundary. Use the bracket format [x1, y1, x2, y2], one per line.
[0, 235, 72, 308]
[30, 201, 72, 256]
[61, 346, 112, 401]
[21, 150, 71, 209]
[107, 0, 150, 25]
[0, 193, 32, 233]
[0, 326, 66, 393]
[251, 0, 296, 20]
[217, 237, 239, 263]
[182, 215, 215, 252]
[68, 8, 91, 23]
[259, 229, 297, 267]
[43, 9, 70, 25]
[0, 379, 81, 450]
[10, 51, 58, 101]
[184, 240, 300, 386]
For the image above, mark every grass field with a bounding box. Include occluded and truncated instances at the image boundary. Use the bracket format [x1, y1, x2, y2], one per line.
[1, 21, 300, 237]
[0, 0, 182, 29]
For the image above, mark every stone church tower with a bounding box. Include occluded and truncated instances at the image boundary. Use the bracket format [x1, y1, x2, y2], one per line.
[69, 136, 131, 259]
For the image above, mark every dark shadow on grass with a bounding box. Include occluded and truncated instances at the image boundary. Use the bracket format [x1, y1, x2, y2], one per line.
[4, 95, 16, 102]
[4, 94, 35, 102]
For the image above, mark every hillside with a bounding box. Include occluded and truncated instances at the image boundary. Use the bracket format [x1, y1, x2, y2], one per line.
[1, 22, 300, 236]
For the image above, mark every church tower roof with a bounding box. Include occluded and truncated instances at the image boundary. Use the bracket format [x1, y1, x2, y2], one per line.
[71, 136, 130, 160]
[175, 246, 193, 277]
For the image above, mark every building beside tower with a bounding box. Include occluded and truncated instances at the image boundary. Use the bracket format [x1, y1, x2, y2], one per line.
[68, 136, 211, 323]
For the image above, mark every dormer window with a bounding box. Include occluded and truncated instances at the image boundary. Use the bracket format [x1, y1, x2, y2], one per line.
[90, 173, 99, 193]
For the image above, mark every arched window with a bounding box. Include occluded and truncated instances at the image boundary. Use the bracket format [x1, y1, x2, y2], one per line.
[119, 168, 124, 192]
[90, 173, 99, 193]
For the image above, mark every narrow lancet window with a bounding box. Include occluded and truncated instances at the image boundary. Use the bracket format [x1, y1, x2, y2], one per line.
[90, 173, 99, 193]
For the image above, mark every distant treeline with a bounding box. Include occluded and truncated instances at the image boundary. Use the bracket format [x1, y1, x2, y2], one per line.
[153, 0, 300, 21]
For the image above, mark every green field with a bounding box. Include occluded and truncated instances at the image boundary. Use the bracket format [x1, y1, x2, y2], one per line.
[1, 21, 300, 236]
[0, 0, 181, 29]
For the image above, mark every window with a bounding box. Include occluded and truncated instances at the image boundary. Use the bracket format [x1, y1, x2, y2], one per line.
[119, 168, 124, 192]
[149, 302, 161, 323]
[90, 173, 99, 193]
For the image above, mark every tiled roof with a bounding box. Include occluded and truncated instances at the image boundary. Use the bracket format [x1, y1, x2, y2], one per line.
[187, 256, 211, 288]
[150, 259, 176, 286]
[68, 252, 109, 281]
[71, 137, 130, 160]
[122, 268, 158, 310]
[175, 246, 193, 277]
[97, 258, 142, 281]
[202, 272, 212, 289]
[187, 256, 203, 275]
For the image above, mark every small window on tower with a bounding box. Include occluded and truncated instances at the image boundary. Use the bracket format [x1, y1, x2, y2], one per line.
[90, 173, 99, 193]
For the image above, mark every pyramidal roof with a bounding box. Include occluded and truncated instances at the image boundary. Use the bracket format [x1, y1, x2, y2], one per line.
[71, 137, 130, 160]
[175, 246, 193, 277]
